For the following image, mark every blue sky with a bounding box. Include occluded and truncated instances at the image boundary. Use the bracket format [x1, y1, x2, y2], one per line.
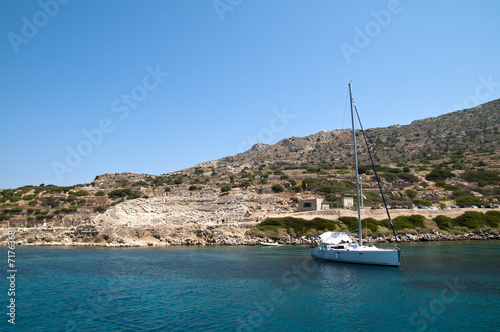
[1, 0, 499, 189]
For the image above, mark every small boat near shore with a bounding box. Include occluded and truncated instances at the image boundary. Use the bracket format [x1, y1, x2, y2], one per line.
[260, 242, 280, 247]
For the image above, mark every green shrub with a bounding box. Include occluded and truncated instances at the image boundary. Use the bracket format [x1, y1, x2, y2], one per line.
[434, 215, 453, 230]
[240, 180, 251, 189]
[271, 184, 285, 193]
[364, 191, 383, 204]
[301, 178, 316, 190]
[220, 185, 231, 193]
[461, 170, 500, 186]
[61, 207, 78, 213]
[23, 194, 35, 201]
[413, 199, 432, 206]
[318, 185, 336, 194]
[250, 217, 342, 237]
[4, 207, 23, 214]
[456, 196, 482, 206]
[324, 193, 337, 202]
[382, 172, 399, 183]
[36, 214, 53, 220]
[95, 191, 105, 196]
[44, 185, 74, 193]
[405, 189, 417, 199]
[407, 215, 426, 228]
[390, 196, 407, 202]
[358, 165, 372, 175]
[339, 216, 358, 232]
[108, 188, 133, 198]
[75, 190, 89, 197]
[364, 218, 379, 233]
[94, 236, 104, 243]
[385, 215, 425, 230]
[305, 167, 321, 173]
[485, 211, 500, 228]
[399, 173, 419, 183]
[110, 199, 124, 206]
[188, 185, 198, 191]
[451, 189, 467, 198]
[435, 180, 446, 187]
[334, 181, 357, 192]
[42, 197, 59, 208]
[10, 196, 22, 203]
[127, 192, 141, 200]
[426, 168, 454, 182]
[453, 211, 486, 229]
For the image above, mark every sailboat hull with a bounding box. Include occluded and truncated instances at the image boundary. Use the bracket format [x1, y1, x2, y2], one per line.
[310, 246, 400, 267]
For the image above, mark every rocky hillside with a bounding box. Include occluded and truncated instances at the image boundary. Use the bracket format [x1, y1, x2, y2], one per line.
[1, 99, 499, 245]
[220, 98, 500, 166]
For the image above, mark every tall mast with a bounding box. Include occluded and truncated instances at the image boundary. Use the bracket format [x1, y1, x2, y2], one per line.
[349, 83, 363, 246]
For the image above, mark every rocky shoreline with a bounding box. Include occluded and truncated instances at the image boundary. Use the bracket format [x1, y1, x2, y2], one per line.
[2, 226, 499, 248]
[367, 229, 500, 243]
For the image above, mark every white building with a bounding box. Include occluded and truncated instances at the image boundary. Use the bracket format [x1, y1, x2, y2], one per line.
[341, 197, 354, 208]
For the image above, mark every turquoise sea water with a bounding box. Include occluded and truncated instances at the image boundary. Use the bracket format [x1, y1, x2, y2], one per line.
[2, 241, 500, 331]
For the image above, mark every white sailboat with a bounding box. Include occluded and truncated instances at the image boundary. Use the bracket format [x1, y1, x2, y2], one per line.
[310, 83, 400, 267]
